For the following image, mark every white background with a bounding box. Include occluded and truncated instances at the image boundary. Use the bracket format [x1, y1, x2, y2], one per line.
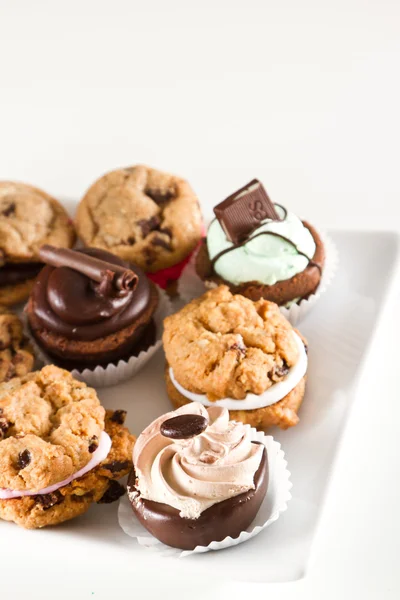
[0, 1, 399, 598]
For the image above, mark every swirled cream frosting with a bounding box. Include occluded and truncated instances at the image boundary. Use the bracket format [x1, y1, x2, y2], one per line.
[133, 402, 264, 519]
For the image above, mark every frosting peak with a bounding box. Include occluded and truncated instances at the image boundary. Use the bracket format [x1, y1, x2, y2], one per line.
[207, 204, 316, 286]
[133, 403, 263, 519]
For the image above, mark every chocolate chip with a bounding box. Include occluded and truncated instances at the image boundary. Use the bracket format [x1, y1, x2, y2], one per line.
[101, 460, 131, 474]
[161, 414, 209, 440]
[110, 410, 127, 425]
[151, 236, 172, 251]
[17, 449, 31, 470]
[159, 227, 172, 237]
[2, 203, 16, 217]
[88, 436, 99, 453]
[127, 236, 136, 245]
[35, 490, 63, 510]
[230, 342, 246, 356]
[146, 189, 175, 205]
[275, 360, 289, 378]
[98, 480, 125, 504]
[0, 417, 11, 440]
[137, 216, 161, 238]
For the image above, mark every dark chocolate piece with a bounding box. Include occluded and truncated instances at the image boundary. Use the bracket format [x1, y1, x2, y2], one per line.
[34, 490, 64, 510]
[98, 480, 126, 504]
[110, 410, 127, 425]
[2, 202, 16, 217]
[128, 444, 268, 551]
[214, 179, 280, 244]
[160, 414, 208, 440]
[17, 449, 32, 470]
[0, 417, 11, 440]
[39, 245, 138, 293]
[88, 436, 99, 453]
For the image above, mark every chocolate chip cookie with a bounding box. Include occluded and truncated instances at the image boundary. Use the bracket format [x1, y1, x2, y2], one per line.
[163, 285, 307, 429]
[0, 365, 135, 528]
[0, 182, 76, 305]
[75, 165, 202, 274]
[0, 307, 34, 383]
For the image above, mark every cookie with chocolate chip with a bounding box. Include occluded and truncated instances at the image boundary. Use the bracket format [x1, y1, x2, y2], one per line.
[0, 182, 76, 306]
[163, 285, 308, 430]
[75, 165, 202, 282]
[0, 307, 34, 383]
[0, 365, 135, 528]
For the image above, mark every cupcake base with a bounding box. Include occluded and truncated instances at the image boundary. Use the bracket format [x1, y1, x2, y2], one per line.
[165, 366, 306, 430]
[127, 444, 268, 551]
[30, 320, 157, 371]
[118, 429, 292, 557]
[195, 221, 325, 306]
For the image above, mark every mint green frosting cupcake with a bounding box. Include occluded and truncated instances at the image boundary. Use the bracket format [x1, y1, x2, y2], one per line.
[207, 205, 316, 286]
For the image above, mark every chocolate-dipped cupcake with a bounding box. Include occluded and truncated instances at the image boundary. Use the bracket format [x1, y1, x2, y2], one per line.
[196, 179, 325, 307]
[26, 245, 158, 370]
[127, 402, 268, 551]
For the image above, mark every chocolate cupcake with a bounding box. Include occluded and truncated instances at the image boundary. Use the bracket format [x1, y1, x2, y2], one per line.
[127, 402, 268, 550]
[75, 165, 203, 294]
[196, 179, 325, 307]
[26, 245, 159, 372]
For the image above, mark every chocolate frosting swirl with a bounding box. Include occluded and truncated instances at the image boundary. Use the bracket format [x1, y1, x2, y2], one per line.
[31, 248, 155, 341]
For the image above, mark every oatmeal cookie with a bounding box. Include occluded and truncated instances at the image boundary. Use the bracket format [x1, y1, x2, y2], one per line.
[0, 365, 106, 492]
[75, 165, 202, 273]
[163, 285, 300, 400]
[0, 307, 34, 383]
[0, 409, 135, 528]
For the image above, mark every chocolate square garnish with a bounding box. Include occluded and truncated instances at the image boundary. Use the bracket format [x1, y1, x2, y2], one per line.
[213, 179, 280, 244]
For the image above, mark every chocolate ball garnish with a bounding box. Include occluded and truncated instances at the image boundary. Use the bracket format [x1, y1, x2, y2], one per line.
[160, 414, 208, 440]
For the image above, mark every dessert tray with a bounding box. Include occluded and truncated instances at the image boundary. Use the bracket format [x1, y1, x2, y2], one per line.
[2, 229, 399, 587]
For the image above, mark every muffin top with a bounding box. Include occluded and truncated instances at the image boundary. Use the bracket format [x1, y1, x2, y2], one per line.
[163, 285, 301, 400]
[0, 307, 34, 383]
[0, 365, 105, 493]
[0, 182, 75, 264]
[75, 165, 203, 273]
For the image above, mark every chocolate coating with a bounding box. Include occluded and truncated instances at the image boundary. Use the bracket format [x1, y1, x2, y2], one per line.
[128, 444, 268, 550]
[30, 248, 155, 341]
[0, 263, 42, 286]
[160, 414, 208, 440]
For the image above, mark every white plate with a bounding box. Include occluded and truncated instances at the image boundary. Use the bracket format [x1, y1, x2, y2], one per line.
[1, 230, 399, 586]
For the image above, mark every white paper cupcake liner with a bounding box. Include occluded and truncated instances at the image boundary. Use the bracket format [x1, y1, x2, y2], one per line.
[117, 429, 292, 557]
[178, 226, 338, 326]
[24, 287, 172, 388]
